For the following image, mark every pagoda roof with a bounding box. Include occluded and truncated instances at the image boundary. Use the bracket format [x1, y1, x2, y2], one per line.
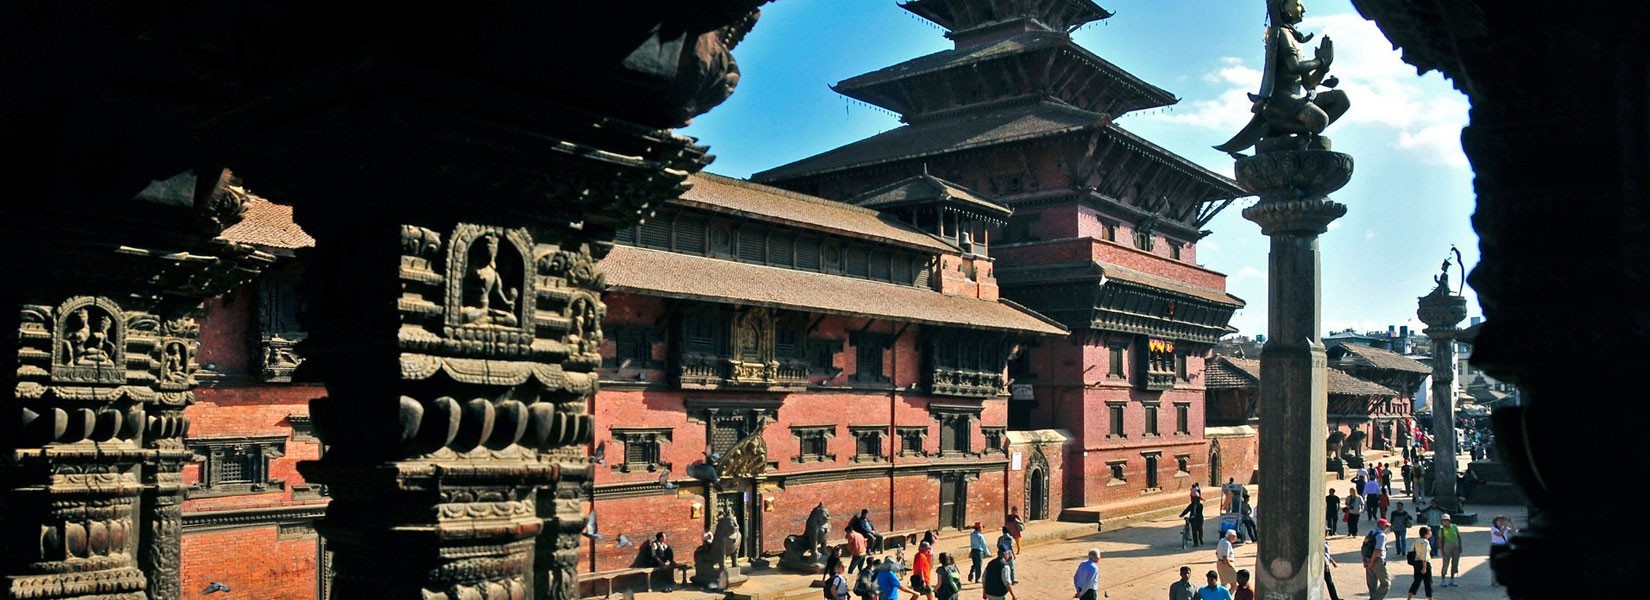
[848, 174, 1012, 221]
[996, 259, 1245, 307]
[900, 0, 1113, 35]
[217, 190, 314, 253]
[833, 32, 1175, 118]
[1329, 343, 1432, 374]
[755, 102, 1236, 206]
[602, 245, 1069, 337]
[1204, 356, 1400, 397]
[682, 173, 956, 254]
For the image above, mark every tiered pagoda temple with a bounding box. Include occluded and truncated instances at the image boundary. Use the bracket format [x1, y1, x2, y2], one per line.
[756, 0, 1248, 521]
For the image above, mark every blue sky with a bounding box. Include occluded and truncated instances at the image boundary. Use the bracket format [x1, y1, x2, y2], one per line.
[682, 0, 1480, 338]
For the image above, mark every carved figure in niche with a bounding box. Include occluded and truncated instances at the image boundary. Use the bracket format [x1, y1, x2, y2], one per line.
[60, 308, 118, 365]
[1215, 0, 1350, 155]
[162, 342, 189, 382]
[460, 234, 520, 326]
[567, 295, 603, 353]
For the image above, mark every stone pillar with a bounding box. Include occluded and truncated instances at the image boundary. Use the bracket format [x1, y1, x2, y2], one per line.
[1238, 150, 1353, 600]
[1416, 283, 1465, 515]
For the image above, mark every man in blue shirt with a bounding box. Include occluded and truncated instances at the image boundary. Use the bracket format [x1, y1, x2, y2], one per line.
[1363, 519, 1391, 600]
[968, 523, 988, 583]
[1072, 549, 1101, 600]
[874, 560, 914, 600]
[1195, 570, 1233, 600]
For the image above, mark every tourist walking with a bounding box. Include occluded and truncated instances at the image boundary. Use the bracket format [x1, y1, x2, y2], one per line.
[822, 546, 845, 586]
[855, 558, 882, 600]
[1401, 461, 1414, 495]
[1344, 488, 1364, 537]
[875, 558, 916, 600]
[1488, 516, 1516, 587]
[1233, 569, 1254, 600]
[1072, 548, 1101, 600]
[1389, 502, 1412, 555]
[1195, 570, 1234, 600]
[1363, 519, 1392, 600]
[848, 527, 870, 574]
[1005, 507, 1025, 555]
[982, 549, 1016, 600]
[1323, 540, 1343, 600]
[1325, 489, 1341, 536]
[1378, 489, 1391, 520]
[1363, 476, 1382, 521]
[967, 523, 987, 583]
[824, 561, 851, 600]
[1435, 514, 1462, 586]
[995, 527, 1017, 584]
[1239, 490, 1257, 542]
[1215, 530, 1238, 588]
[1406, 526, 1434, 600]
[911, 541, 934, 600]
[1381, 463, 1394, 495]
[1169, 566, 1196, 600]
[1181, 493, 1206, 546]
[934, 553, 961, 600]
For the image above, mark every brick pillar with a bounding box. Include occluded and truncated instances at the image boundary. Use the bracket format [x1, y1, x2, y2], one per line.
[1239, 150, 1352, 600]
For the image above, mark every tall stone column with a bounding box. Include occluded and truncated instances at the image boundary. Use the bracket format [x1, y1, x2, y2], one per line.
[1239, 150, 1353, 600]
[1416, 277, 1466, 515]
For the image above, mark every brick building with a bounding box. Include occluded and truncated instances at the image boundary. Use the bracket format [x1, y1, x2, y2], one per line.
[584, 174, 1067, 572]
[753, 0, 1245, 523]
[182, 196, 331, 599]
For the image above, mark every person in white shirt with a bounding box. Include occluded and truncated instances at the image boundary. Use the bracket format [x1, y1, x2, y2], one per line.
[1215, 530, 1238, 587]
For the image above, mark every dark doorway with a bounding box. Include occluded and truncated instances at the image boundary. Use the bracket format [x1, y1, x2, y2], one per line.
[1027, 468, 1047, 520]
[1145, 454, 1160, 490]
[1208, 442, 1222, 487]
[937, 475, 968, 530]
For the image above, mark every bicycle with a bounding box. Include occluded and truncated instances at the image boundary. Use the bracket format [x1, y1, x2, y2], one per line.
[1181, 517, 1194, 549]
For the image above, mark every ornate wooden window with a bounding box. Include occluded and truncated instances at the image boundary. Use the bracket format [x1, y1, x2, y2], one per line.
[1175, 352, 1189, 381]
[982, 427, 1007, 455]
[1143, 402, 1160, 437]
[188, 435, 287, 497]
[613, 428, 672, 473]
[1169, 242, 1182, 260]
[897, 426, 928, 457]
[1107, 403, 1126, 439]
[791, 426, 836, 463]
[256, 263, 306, 382]
[851, 333, 889, 384]
[1133, 228, 1154, 251]
[1101, 221, 1117, 242]
[675, 307, 807, 390]
[1139, 338, 1176, 391]
[932, 406, 981, 457]
[849, 427, 886, 462]
[1175, 403, 1191, 435]
[1107, 343, 1127, 380]
[926, 330, 1007, 398]
[1107, 460, 1127, 484]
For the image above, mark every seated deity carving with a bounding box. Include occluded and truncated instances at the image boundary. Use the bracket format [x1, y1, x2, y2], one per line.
[459, 235, 520, 327]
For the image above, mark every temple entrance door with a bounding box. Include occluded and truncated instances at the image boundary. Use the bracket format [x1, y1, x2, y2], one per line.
[715, 488, 760, 561]
[1027, 468, 1047, 520]
[937, 475, 967, 530]
[1208, 442, 1222, 487]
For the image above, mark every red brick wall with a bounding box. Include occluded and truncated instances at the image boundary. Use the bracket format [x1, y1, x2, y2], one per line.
[1209, 433, 1260, 487]
[195, 283, 255, 374]
[184, 384, 325, 513]
[180, 526, 318, 600]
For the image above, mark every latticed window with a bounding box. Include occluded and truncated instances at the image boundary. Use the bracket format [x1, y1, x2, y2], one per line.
[850, 427, 885, 462]
[792, 426, 835, 463]
[852, 333, 888, 383]
[187, 436, 286, 497]
[982, 427, 1006, 454]
[898, 427, 927, 457]
[613, 429, 671, 473]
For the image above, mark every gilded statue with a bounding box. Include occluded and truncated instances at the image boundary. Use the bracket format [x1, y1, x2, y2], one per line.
[1215, 0, 1350, 156]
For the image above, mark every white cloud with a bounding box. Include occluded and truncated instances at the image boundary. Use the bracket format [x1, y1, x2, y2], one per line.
[1327, 221, 1342, 231]
[1364, 228, 1376, 241]
[1201, 239, 1222, 252]
[1135, 15, 1468, 170]
[1235, 266, 1264, 280]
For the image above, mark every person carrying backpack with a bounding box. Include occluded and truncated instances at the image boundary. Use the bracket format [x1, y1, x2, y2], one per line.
[1362, 519, 1392, 600]
[824, 561, 851, 600]
[1344, 488, 1364, 537]
[854, 558, 881, 600]
[934, 552, 961, 600]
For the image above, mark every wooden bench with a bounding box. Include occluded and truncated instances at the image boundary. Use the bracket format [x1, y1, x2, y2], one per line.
[880, 528, 927, 552]
[577, 567, 656, 599]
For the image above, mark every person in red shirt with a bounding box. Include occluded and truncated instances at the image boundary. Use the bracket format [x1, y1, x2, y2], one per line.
[1233, 569, 1255, 600]
[911, 541, 935, 599]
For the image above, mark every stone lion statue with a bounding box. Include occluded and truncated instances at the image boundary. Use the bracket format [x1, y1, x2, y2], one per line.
[779, 502, 831, 572]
